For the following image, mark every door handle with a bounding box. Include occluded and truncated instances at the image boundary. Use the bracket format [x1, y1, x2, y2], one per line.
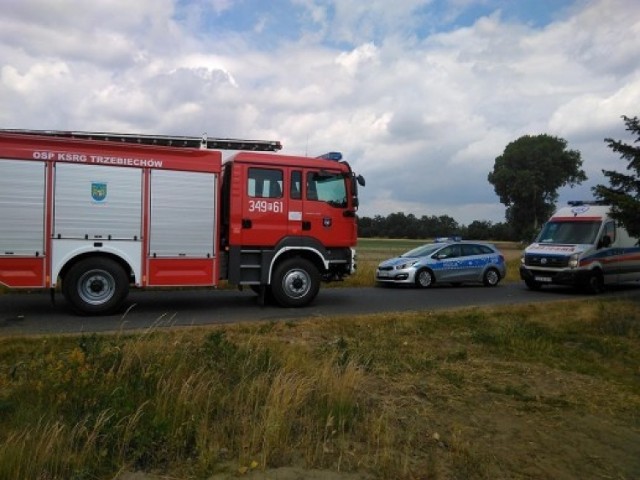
[242, 219, 252, 229]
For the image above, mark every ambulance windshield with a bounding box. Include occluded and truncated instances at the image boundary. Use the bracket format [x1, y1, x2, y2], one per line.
[537, 220, 601, 245]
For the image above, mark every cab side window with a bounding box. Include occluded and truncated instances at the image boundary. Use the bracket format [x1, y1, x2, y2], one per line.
[290, 170, 302, 199]
[248, 168, 283, 199]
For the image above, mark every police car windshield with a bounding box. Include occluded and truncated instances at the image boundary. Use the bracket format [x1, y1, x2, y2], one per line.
[537, 221, 601, 244]
[401, 244, 444, 258]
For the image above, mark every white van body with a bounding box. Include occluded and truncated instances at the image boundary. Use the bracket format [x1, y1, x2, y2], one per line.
[520, 202, 640, 292]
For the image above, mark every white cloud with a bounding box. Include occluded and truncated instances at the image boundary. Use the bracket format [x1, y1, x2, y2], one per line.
[1, 0, 639, 226]
[336, 43, 379, 75]
[549, 77, 640, 139]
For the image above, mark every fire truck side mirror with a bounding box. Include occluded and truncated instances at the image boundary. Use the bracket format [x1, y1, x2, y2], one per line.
[356, 174, 365, 187]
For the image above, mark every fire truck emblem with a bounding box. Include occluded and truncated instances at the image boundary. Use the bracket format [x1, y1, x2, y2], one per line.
[91, 182, 107, 202]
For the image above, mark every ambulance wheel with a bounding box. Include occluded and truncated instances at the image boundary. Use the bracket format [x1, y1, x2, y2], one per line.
[525, 279, 542, 290]
[63, 257, 129, 315]
[584, 271, 604, 294]
[271, 258, 320, 307]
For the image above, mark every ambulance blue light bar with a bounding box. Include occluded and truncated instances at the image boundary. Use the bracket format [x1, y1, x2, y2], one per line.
[316, 152, 342, 161]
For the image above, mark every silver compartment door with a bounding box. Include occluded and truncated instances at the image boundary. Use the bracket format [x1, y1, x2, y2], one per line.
[54, 163, 142, 239]
[0, 159, 46, 255]
[149, 170, 216, 257]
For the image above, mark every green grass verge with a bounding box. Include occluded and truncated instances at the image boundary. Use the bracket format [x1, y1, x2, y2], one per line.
[1, 297, 639, 479]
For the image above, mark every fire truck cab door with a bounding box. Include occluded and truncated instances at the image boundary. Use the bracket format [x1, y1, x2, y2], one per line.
[241, 166, 287, 246]
[240, 166, 352, 248]
[299, 168, 353, 247]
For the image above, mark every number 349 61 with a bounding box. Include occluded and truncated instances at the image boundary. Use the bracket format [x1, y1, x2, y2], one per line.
[249, 200, 283, 213]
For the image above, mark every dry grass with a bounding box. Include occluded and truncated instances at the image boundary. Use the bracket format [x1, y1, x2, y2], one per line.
[1, 295, 639, 479]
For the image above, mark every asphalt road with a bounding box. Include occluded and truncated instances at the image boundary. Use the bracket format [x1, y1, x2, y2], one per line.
[1, 282, 639, 336]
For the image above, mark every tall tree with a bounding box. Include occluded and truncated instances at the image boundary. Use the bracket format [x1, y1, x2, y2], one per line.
[488, 134, 586, 240]
[466, 220, 493, 240]
[593, 115, 640, 238]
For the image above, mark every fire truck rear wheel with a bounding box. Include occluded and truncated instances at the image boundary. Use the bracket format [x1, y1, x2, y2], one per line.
[271, 258, 320, 307]
[63, 257, 129, 315]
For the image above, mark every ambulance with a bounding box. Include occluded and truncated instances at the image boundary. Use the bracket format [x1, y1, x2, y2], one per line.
[520, 201, 640, 292]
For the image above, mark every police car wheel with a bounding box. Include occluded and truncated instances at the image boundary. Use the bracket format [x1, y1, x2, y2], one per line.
[63, 257, 129, 315]
[415, 269, 434, 288]
[483, 268, 501, 287]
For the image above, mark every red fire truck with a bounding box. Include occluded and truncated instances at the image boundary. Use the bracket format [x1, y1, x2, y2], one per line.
[0, 129, 365, 315]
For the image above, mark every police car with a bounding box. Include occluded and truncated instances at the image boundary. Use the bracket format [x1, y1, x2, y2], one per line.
[375, 240, 506, 288]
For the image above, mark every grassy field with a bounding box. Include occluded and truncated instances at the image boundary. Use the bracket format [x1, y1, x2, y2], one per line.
[1, 239, 639, 479]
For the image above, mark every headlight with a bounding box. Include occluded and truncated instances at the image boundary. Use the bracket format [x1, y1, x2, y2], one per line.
[396, 261, 418, 270]
[520, 254, 525, 265]
[568, 253, 579, 268]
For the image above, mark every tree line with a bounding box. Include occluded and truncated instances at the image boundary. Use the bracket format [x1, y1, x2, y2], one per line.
[357, 213, 515, 241]
[359, 115, 640, 242]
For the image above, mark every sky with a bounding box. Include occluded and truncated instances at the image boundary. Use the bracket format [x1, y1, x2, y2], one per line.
[1, 0, 639, 226]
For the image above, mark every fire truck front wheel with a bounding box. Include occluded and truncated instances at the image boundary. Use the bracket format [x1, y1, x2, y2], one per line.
[271, 258, 320, 308]
[63, 257, 129, 315]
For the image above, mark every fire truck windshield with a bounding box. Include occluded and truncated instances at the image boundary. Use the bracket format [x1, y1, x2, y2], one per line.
[307, 171, 347, 207]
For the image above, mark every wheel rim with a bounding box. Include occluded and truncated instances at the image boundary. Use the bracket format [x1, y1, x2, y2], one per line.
[485, 270, 499, 285]
[77, 269, 116, 305]
[417, 270, 432, 287]
[281, 268, 311, 299]
[589, 274, 603, 293]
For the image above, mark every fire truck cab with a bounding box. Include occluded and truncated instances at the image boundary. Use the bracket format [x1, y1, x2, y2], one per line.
[0, 129, 365, 315]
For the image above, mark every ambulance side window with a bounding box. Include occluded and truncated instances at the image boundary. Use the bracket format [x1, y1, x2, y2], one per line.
[248, 168, 283, 198]
[600, 221, 615, 248]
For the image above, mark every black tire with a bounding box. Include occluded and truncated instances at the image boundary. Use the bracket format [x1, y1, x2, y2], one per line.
[270, 258, 320, 307]
[415, 269, 434, 288]
[584, 271, 604, 294]
[524, 279, 542, 291]
[63, 257, 129, 315]
[483, 268, 501, 287]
